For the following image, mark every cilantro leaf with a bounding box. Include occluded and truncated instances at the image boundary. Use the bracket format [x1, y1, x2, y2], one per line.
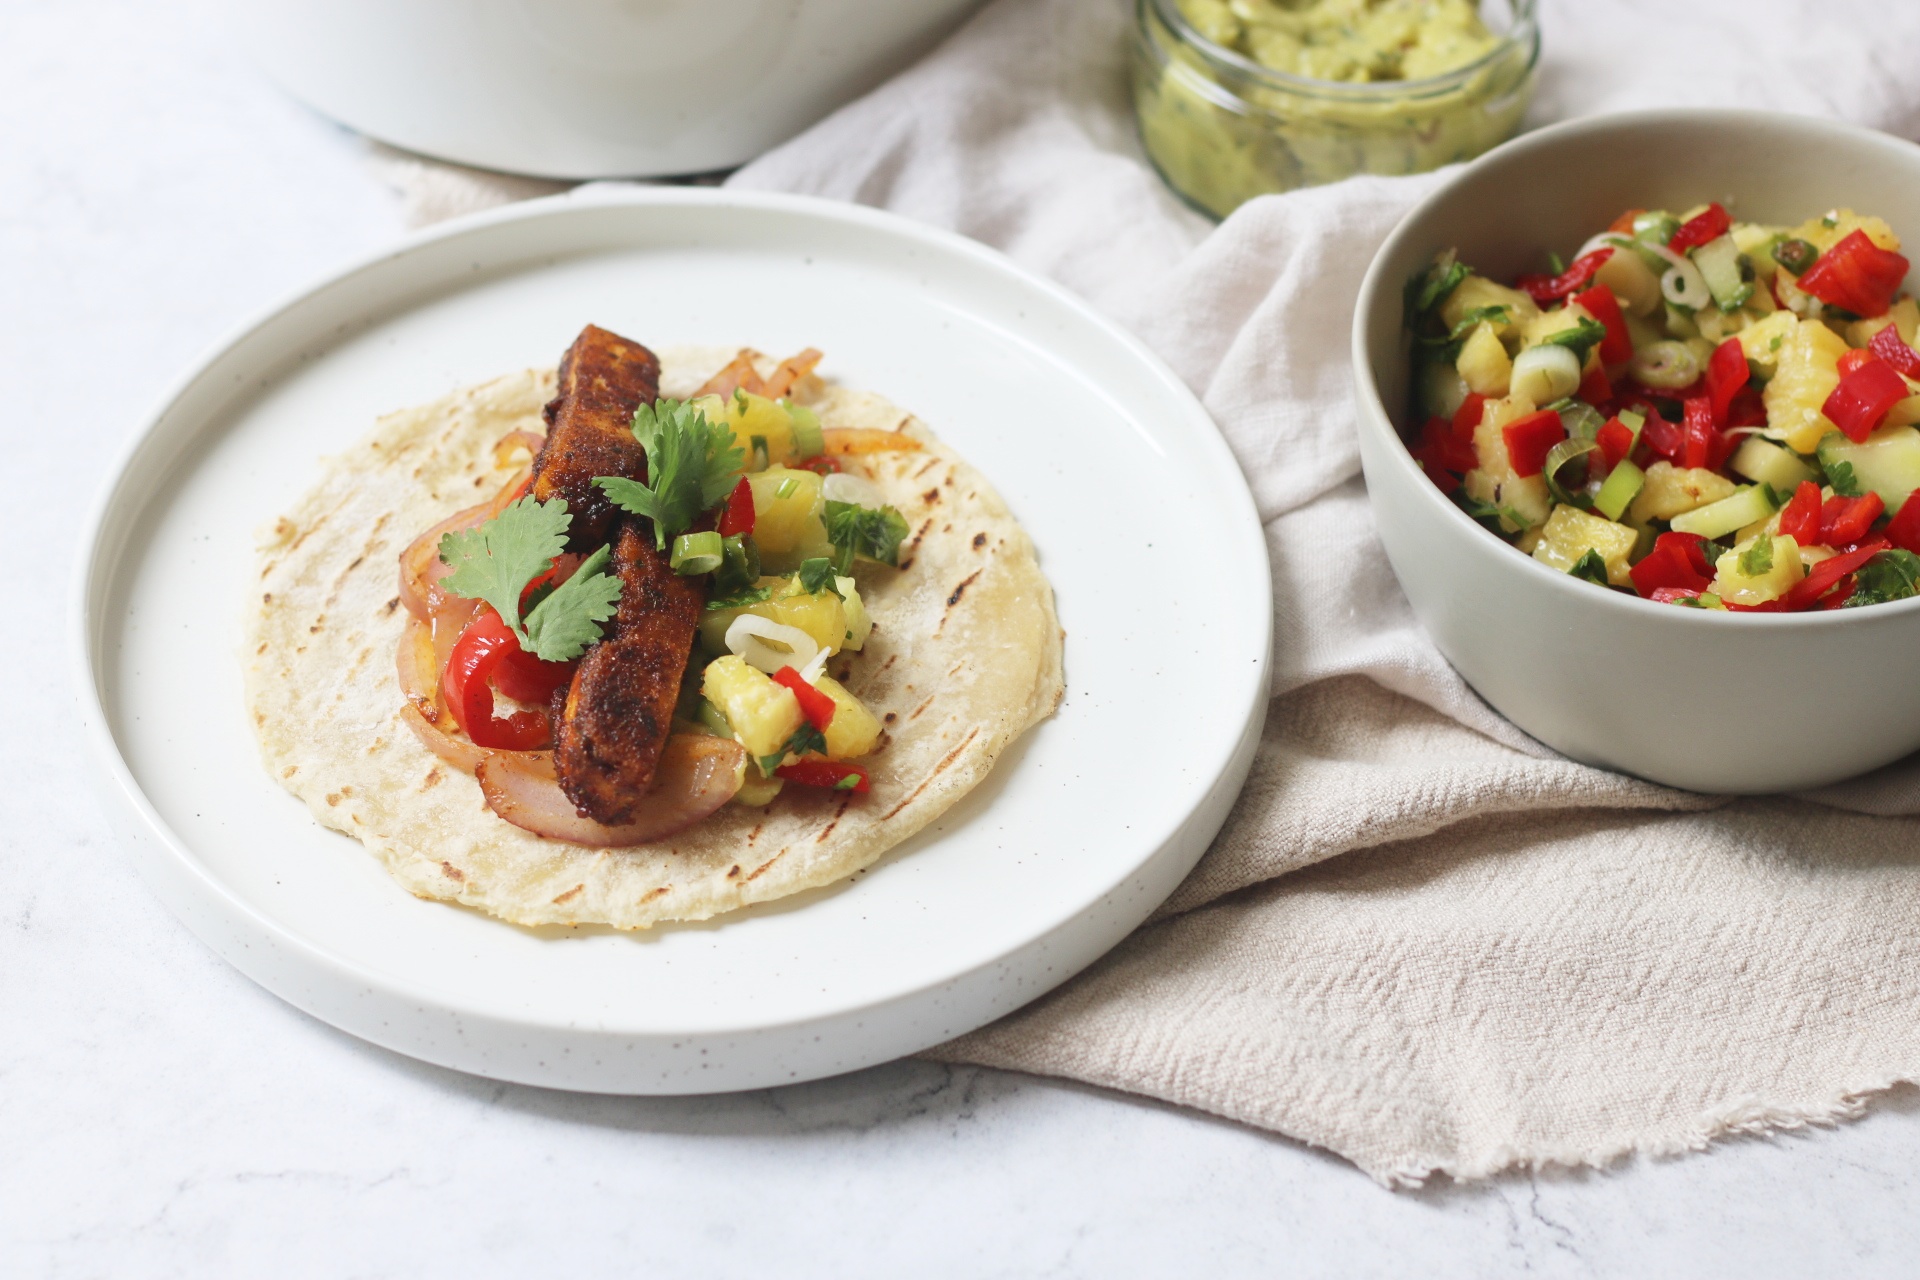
[1541, 316, 1610, 365]
[759, 722, 827, 775]
[1450, 305, 1510, 339]
[1403, 251, 1471, 326]
[823, 500, 910, 572]
[438, 496, 571, 635]
[1568, 548, 1610, 585]
[1844, 549, 1920, 607]
[595, 398, 745, 549]
[1739, 536, 1774, 577]
[522, 544, 623, 661]
[796, 557, 844, 597]
[1825, 457, 1863, 498]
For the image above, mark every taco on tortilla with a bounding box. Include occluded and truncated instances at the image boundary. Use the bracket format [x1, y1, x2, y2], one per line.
[245, 325, 1063, 930]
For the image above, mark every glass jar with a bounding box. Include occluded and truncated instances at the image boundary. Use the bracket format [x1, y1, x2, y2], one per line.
[1130, 0, 1540, 219]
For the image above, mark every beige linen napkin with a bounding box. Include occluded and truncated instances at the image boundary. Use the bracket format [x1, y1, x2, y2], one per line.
[372, 0, 1920, 1184]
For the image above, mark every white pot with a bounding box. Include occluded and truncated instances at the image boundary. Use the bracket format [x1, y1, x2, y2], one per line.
[232, 0, 984, 178]
[1352, 109, 1920, 793]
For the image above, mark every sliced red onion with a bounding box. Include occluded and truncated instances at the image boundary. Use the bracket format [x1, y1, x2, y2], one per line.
[476, 737, 746, 846]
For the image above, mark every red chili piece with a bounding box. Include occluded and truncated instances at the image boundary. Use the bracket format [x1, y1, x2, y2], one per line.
[1822, 358, 1909, 442]
[1837, 348, 1877, 378]
[1778, 481, 1824, 545]
[1577, 362, 1613, 409]
[1572, 284, 1634, 366]
[1780, 538, 1889, 610]
[1637, 406, 1683, 463]
[443, 607, 554, 750]
[1723, 387, 1768, 428]
[1453, 393, 1488, 437]
[1668, 203, 1731, 254]
[718, 475, 756, 538]
[1797, 230, 1911, 318]
[1884, 490, 1920, 554]
[1629, 532, 1714, 598]
[1869, 324, 1920, 379]
[1516, 248, 1613, 304]
[771, 665, 837, 732]
[776, 758, 870, 792]
[1819, 491, 1885, 547]
[1501, 409, 1566, 478]
[1680, 396, 1715, 469]
[1705, 339, 1749, 425]
[1596, 419, 1634, 470]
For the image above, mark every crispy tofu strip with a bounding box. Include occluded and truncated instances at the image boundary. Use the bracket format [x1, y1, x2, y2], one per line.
[531, 324, 660, 551]
[555, 519, 704, 825]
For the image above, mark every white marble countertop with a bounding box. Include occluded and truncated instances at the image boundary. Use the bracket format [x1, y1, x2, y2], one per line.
[8, 2, 1920, 1274]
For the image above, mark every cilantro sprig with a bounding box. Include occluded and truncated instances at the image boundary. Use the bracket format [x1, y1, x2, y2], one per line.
[437, 496, 623, 662]
[824, 500, 910, 573]
[1540, 315, 1610, 365]
[596, 398, 745, 550]
[1738, 535, 1774, 577]
[1845, 549, 1920, 607]
[1568, 548, 1610, 585]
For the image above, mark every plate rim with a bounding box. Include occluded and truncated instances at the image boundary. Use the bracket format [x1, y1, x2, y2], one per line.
[71, 186, 1273, 1082]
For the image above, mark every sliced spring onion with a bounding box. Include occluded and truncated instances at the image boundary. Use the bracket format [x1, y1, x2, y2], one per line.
[1557, 400, 1606, 441]
[775, 476, 800, 500]
[1593, 458, 1646, 521]
[822, 470, 886, 508]
[1511, 343, 1582, 404]
[1633, 210, 1682, 245]
[783, 401, 825, 458]
[1627, 340, 1702, 390]
[1544, 437, 1599, 508]
[670, 530, 724, 575]
[713, 532, 760, 594]
[724, 614, 821, 676]
[695, 696, 733, 739]
[1691, 234, 1751, 311]
[748, 434, 770, 471]
[1773, 238, 1819, 276]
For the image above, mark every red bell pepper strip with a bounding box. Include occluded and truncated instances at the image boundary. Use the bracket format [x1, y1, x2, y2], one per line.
[1637, 406, 1683, 463]
[1516, 248, 1613, 304]
[1723, 387, 1767, 428]
[1885, 489, 1920, 553]
[1780, 538, 1889, 611]
[1650, 587, 1707, 605]
[1778, 481, 1823, 545]
[443, 607, 554, 750]
[1596, 419, 1635, 470]
[770, 665, 837, 732]
[1572, 284, 1634, 366]
[1837, 348, 1877, 378]
[1705, 339, 1749, 425]
[1822, 358, 1909, 442]
[1502, 409, 1566, 478]
[1668, 203, 1731, 254]
[1816, 576, 1859, 609]
[1819, 491, 1885, 547]
[776, 758, 870, 792]
[1869, 324, 1920, 379]
[1418, 416, 1479, 473]
[1797, 230, 1911, 318]
[1681, 396, 1715, 469]
[1577, 362, 1613, 409]
[1452, 393, 1488, 439]
[1629, 532, 1714, 598]
[718, 475, 756, 538]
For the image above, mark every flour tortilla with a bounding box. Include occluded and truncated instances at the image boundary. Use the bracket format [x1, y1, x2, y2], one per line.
[244, 346, 1064, 929]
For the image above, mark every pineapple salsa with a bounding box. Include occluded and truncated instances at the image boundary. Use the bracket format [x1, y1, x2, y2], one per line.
[1404, 202, 1920, 611]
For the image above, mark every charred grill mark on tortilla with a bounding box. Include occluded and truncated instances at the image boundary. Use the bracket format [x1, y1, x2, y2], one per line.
[530, 325, 661, 551]
[554, 519, 703, 825]
[880, 728, 983, 820]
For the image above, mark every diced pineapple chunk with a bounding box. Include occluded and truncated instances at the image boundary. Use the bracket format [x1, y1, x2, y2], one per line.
[1463, 393, 1550, 530]
[747, 466, 827, 555]
[1439, 275, 1539, 339]
[1763, 317, 1850, 453]
[706, 389, 801, 466]
[1456, 322, 1511, 396]
[1518, 301, 1595, 351]
[1845, 296, 1920, 349]
[1712, 535, 1806, 606]
[1594, 247, 1663, 317]
[813, 675, 882, 760]
[837, 576, 872, 651]
[1626, 461, 1737, 523]
[700, 656, 802, 760]
[700, 574, 850, 656]
[1531, 505, 1637, 586]
[1793, 209, 1901, 255]
[1735, 309, 1799, 376]
[1732, 222, 1785, 278]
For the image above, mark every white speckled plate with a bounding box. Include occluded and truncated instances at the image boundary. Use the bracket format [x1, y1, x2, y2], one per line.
[74, 188, 1269, 1092]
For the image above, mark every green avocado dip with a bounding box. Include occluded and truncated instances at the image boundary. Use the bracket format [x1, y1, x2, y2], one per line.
[1129, 0, 1537, 218]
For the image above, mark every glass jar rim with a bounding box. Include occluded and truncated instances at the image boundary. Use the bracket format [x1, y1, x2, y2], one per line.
[1143, 0, 1540, 100]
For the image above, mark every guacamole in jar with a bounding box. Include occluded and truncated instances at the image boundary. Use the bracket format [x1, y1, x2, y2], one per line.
[1130, 0, 1537, 218]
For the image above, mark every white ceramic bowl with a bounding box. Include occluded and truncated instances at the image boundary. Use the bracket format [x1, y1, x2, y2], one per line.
[231, 0, 983, 178]
[1353, 109, 1920, 793]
